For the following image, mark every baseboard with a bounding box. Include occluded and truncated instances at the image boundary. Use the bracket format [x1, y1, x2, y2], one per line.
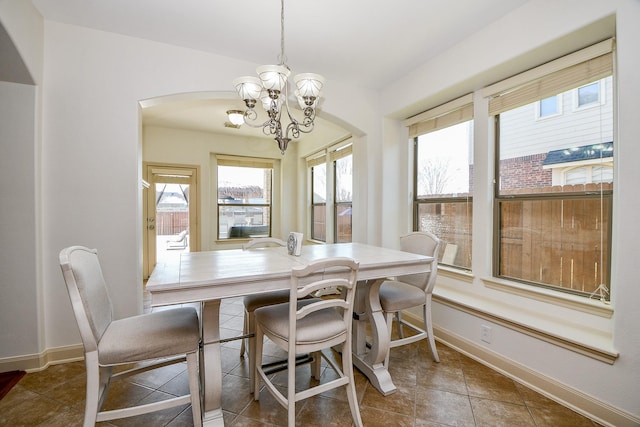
[0, 344, 84, 373]
[401, 310, 638, 427]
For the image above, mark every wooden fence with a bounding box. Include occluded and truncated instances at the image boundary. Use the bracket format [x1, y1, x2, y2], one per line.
[499, 197, 610, 295]
[156, 211, 189, 236]
[418, 183, 611, 295]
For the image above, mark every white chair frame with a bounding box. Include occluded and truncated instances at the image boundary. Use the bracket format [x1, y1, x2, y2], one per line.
[254, 257, 363, 427]
[59, 246, 202, 426]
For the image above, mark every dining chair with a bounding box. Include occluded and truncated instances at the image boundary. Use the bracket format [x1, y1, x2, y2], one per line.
[59, 246, 202, 427]
[253, 257, 363, 427]
[378, 231, 442, 365]
[240, 237, 295, 391]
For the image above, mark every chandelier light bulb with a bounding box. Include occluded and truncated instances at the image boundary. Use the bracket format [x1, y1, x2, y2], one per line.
[226, 110, 245, 126]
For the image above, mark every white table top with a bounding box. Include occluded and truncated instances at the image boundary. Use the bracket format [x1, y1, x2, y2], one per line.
[147, 242, 433, 306]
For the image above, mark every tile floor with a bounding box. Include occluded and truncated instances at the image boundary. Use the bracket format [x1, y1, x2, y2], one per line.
[0, 297, 602, 426]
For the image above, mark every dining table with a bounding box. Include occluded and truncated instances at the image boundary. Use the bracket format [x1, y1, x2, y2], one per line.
[146, 242, 434, 426]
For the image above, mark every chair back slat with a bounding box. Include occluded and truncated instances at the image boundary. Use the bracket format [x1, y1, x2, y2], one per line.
[289, 257, 359, 345]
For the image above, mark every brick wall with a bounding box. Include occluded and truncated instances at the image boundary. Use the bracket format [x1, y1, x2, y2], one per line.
[499, 153, 551, 191]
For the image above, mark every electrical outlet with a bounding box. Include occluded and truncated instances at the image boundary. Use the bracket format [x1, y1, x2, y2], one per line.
[481, 325, 492, 343]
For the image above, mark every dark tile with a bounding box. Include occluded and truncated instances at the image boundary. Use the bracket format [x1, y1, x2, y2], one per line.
[470, 397, 535, 427]
[415, 388, 475, 427]
[2, 298, 601, 427]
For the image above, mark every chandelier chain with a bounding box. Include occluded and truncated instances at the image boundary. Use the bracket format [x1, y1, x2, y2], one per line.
[279, 0, 287, 65]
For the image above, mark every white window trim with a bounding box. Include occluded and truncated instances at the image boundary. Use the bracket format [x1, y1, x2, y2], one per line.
[534, 94, 562, 120]
[572, 79, 606, 111]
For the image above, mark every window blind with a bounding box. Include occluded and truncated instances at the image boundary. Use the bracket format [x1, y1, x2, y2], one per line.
[485, 38, 614, 116]
[330, 144, 353, 162]
[404, 93, 474, 139]
[216, 155, 274, 169]
[306, 153, 326, 168]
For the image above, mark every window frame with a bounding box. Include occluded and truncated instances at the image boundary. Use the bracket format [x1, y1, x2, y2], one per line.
[310, 162, 327, 242]
[406, 94, 474, 271]
[307, 139, 353, 244]
[333, 146, 353, 243]
[573, 80, 605, 111]
[215, 155, 274, 241]
[488, 40, 614, 300]
[535, 95, 562, 120]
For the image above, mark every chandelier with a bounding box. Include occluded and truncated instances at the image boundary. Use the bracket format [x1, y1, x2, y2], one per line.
[232, 0, 325, 155]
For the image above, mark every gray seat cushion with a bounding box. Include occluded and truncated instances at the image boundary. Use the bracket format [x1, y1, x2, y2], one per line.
[244, 290, 292, 312]
[98, 307, 200, 365]
[379, 280, 426, 312]
[255, 299, 346, 345]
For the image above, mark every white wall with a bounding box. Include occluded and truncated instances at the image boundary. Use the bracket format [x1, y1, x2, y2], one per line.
[379, 0, 640, 421]
[1, 0, 638, 423]
[144, 125, 291, 246]
[0, 81, 39, 358]
[35, 20, 380, 349]
[0, 0, 43, 366]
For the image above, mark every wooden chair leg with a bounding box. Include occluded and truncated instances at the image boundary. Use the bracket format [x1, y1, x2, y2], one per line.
[186, 351, 202, 427]
[342, 341, 363, 427]
[384, 311, 394, 368]
[424, 301, 439, 362]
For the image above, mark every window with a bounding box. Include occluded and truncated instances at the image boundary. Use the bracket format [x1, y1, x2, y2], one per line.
[333, 146, 352, 243]
[536, 95, 561, 119]
[310, 161, 327, 241]
[488, 40, 614, 298]
[307, 141, 353, 243]
[216, 156, 273, 240]
[576, 81, 601, 108]
[406, 94, 474, 269]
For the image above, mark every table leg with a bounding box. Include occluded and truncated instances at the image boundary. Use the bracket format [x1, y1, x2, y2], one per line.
[201, 300, 224, 426]
[352, 279, 396, 396]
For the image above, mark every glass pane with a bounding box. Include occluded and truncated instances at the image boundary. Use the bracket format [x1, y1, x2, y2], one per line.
[578, 82, 599, 107]
[417, 201, 472, 269]
[335, 155, 352, 202]
[539, 96, 558, 117]
[312, 164, 326, 204]
[498, 197, 610, 295]
[416, 121, 473, 198]
[218, 206, 270, 239]
[498, 77, 613, 195]
[156, 183, 190, 255]
[218, 165, 271, 204]
[217, 164, 272, 239]
[311, 204, 326, 242]
[336, 204, 352, 243]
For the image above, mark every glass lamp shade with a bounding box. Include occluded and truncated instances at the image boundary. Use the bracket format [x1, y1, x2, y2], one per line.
[257, 64, 290, 92]
[295, 89, 318, 110]
[294, 73, 325, 98]
[261, 93, 283, 112]
[226, 110, 245, 126]
[233, 76, 263, 102]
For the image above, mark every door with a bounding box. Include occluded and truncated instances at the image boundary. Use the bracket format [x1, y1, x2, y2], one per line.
[143, 164, 199, 279]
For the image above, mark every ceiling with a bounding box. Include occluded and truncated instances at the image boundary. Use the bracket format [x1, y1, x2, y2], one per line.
[30, 0, 530, 138]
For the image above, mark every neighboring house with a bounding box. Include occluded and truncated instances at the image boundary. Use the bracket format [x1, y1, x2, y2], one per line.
[498, 77, 614, 191]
